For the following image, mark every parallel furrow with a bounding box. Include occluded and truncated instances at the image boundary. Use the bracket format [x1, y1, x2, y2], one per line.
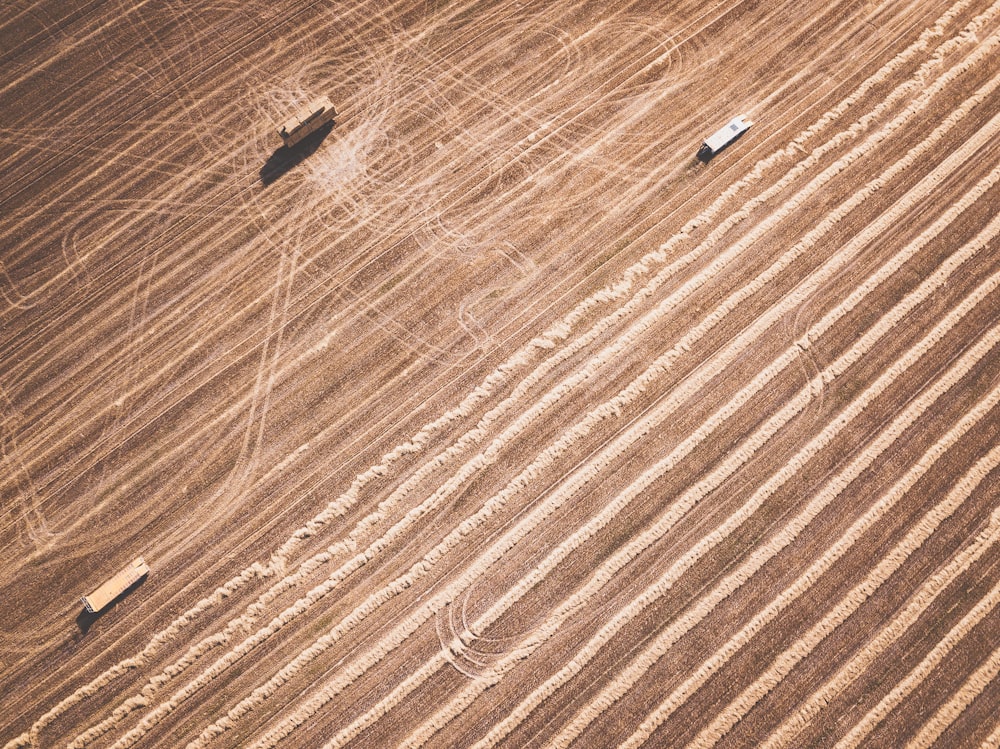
[834, 574, 1000, 748]
[904, 641, 1000, 749]
[21, 6, 970, 744]
[537, 271, 1000, 749]
[669, 447, 1000, 749]
[7, 3, 998, 749]
[372, 179, 1000, 749]
[187, 69, 1000, 749]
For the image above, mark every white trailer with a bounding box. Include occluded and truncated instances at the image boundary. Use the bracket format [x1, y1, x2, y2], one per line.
[698, 114, 753, 160]
[278, 97, 337, 147]
[81, 557, 149, 613]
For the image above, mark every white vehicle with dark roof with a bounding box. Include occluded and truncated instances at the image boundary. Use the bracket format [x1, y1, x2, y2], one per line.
[698, 114, 753, 160]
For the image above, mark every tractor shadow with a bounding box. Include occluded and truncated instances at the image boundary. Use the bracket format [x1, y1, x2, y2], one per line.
[259, 120, 335, 186]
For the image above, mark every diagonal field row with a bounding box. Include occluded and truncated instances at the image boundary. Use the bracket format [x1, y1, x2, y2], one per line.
[1, 0, 928, 696]
[203, 10, 989, 744]
[7, 5, 992, 748]
[2, 0, 999, 748]
[33, 1, 992, 744]
[84, 7, 1000, 748]
[0, 0, 820, 668]
[0, 0, 824, 592]
[244, 13, 992, 748]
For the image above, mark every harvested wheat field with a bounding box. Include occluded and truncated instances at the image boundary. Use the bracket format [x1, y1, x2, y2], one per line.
[2, 0, 1000, 747]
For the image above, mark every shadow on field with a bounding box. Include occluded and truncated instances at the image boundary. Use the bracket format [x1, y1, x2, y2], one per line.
[259, 121, 335, 186]
[75, 576, 148, 634]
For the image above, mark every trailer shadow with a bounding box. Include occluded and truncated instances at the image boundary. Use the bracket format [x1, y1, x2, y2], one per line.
[75, 576, 148, 634]
[259, 121, 335, 186]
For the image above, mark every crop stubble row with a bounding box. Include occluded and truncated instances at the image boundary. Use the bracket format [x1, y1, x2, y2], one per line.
[3, 0, 1000, 747]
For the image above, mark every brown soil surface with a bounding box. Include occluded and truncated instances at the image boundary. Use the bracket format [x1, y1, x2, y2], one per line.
[2, 1, 999, 747]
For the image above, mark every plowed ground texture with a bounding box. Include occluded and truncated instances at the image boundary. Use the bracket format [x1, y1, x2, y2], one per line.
[2, 1, 999, 748]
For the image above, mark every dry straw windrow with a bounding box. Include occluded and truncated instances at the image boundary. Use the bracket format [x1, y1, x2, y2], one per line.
[326, 153, 1000, 749]
[663, 449, 1000, 749]
[414, 120, 996, 748]
[834, 574, 1000, 748]
[536, 268, 1000, 747]
[6, 9, 882, 744]
[553, 329, 997, 746]
[763, 485, 1000, 749]
[14, 48, 759, 747]
[904, 641, 1000, 749]
[10, 5, 996, 749]
[365, 439, 1000, 749]
[13, 206, 573, 748]
[8, 0, 990, 509]
[15, 0, 998, 542]
[207, 84, 1000, 749]
[294, 4, 1000, 607]
[6, 5, 710, 740]
[169, 30, 1000, 749]
[762, 508, 1000, 748]
[45, 3, 1000, 748]
[54, 14, 1000, 749]
[446, 275, 1000, 749]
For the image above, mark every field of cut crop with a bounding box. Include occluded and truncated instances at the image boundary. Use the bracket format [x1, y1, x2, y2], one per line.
[2, 0, 999, 747]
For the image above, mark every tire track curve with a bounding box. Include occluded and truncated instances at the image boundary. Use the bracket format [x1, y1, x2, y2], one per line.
[9, 4, 993, 746]
[166, 38, 1000, 748]
[318, 141, 1000, 749]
